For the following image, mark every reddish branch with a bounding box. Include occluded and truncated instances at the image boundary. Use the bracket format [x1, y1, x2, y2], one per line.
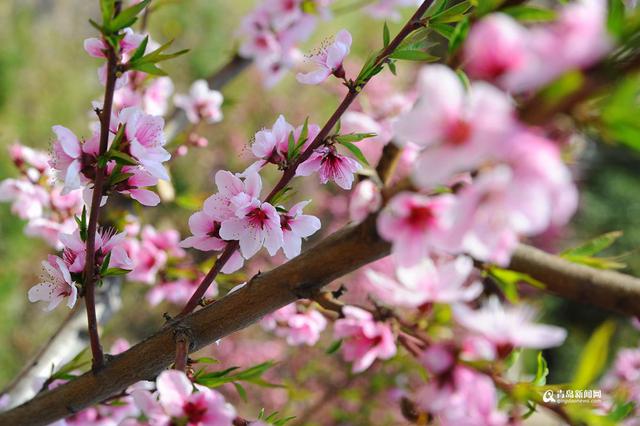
[179, 0, 434, 316]
[83, 41, 119, 370]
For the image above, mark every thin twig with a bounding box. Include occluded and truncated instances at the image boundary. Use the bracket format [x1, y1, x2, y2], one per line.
[83, 38, 119, 371]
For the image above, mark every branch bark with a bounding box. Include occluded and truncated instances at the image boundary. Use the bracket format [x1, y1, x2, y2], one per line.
[3, 209, 640, 424]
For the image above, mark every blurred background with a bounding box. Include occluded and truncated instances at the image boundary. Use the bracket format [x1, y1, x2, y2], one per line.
[0, 0, 639, 424]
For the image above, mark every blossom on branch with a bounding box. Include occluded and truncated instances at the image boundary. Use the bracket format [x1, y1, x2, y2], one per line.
[297, 29, 352, 85]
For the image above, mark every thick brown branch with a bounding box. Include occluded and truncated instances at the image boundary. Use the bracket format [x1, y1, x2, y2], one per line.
[509, 244, 640, 316]
[4, 207, 640, 424]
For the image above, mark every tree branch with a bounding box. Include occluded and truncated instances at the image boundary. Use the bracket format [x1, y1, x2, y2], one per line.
[3, 206, 640, 424]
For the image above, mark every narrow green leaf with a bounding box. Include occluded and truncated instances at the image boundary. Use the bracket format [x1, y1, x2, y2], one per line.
[334, 132, 377, 143]
[389, 49, 438, 61]
[533, 352, 549, 386]
[233, 382, 248, 402]
[131, 62, 168, 76]
[431, 22, 455, 39]
[383, 22, 390, 47]
[100, 252, 112, 276]
[607, 0, 625, 38]
[107, 0, 151, 33]
[103, 267, 131, 277]
[100, 0, 115, 25]
[339, 141, 370, 166]
[572, 320, 616, 388]
[109, 150, 139, 165]
[431, 1, 472, 23]
[129, 35, 149, 63]
[287, 131, 296, 161]
[561, 231, 623, 257]
[388, 60, 397, 75]
[326, 339, 343, 354]
[448, 17, 469, 55]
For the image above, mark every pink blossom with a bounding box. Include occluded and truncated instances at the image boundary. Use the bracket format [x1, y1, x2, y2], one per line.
[200, 170, 262, 223]
[50, 126, 99, 194]
[278, 200, 321, 259]
[0, 179, 49, 219]
[464, 0, 611, 92]
[84, 28, 144, 58]
[9, 143, 49, 173]
[110, 165, 161, 207]
[393, 65, 515, 188]
[448, 133, 577, 266]
[334, 306, 397, 373]
[60, 228, 133, 274]
[144, 76, 174, 116]
[453, 296, 567, 357]
[349, 180, 382, 223]
[219, 198, 283, 259]
[463, 14, 529, 83]
[28, 255, 78, 311]
[155, 370, 236, 425]
[263, 305, 328, 346]
[284, 309, 327, 346]
[376, 192, 456, 267]
[174, 80, 224, 124]
[147, 277, 218, 307]
[126, 239, 167, 284]
[116, 107, 170, 181]
[364, 256, 482, 308]
[295, 145, 362, 190]
[24, 217, 77, 250]
[297, 29, 352, 85]
[416, 365, 507, 426]
[251, 115, 320, 168]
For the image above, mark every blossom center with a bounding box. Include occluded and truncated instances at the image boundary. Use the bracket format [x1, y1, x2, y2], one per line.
[183, 401, 207, 424]
[247, 207, 269, 229]
[445, 119, 471, 146]
[407, 205, 435, 230]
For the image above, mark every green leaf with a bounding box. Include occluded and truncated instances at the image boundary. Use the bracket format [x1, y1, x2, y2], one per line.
[131, 62, 168, 76]
[109, 150, 138, 165]
[100, 252, 112, 276]
[339, 141, 370, 166]
[129, 35, 149, 63]
[561, 231, 626, 269]
[287, 131, 296, 161]
[383, 22, 390, 47]
[100, 0, 115, 25]
[431, 23, 455, 39]
[431, 1, 473, 23]
[233, 382, 248, 402]
[502, 5, 557, 22]
[448, 16, 469, 55]
[607, 0, 625, 38]
[194, 357, 219, 364]
[334, 132, 377, 143]
[326, 339, 343, 354]
[109, 172, 134, 185]
[107, 0, 151, 33]
[607, 401, 635, 422]
[561, 231, 623, 257]
[103, 268, 131, 277]
[487, 267, 545, 303]
[533, 352, 549, 386]
[389, 49, 438, 61]
[572, 320, 616, 389]
[426, 0, 449, 17]
[388, 60, 397, 75]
